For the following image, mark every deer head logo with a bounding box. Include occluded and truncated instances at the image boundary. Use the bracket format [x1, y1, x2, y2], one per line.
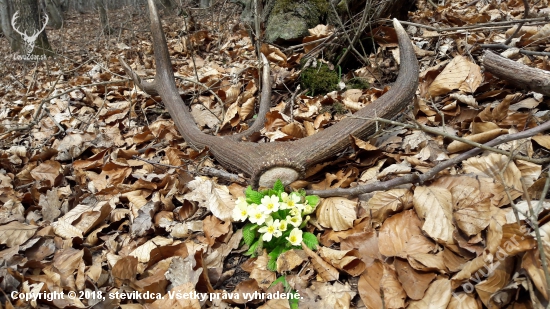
[11, 11, 48, 56]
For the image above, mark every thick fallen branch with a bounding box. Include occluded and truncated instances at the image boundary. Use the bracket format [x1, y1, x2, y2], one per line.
[483, 51, 550, 96]
[306, 119, 550, 197]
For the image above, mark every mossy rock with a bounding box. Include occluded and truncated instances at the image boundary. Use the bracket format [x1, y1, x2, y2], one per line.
[265, 0, 329, 43]
[300, 62, 339, 96]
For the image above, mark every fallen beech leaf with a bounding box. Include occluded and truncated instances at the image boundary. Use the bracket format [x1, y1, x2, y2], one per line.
[276, 249, 307, 273]
[203, 215, 231, 246]
[366, 188, 412, 223]
[451, 185, 492, 236]
[302, 243, 339, 281]
[381, 264, 406, 309]
[250, 251, 276, 290]
[0, 221, 37, 247]
[463, 153, 522, 204]
[52, 219, 83, 239]
[532, 135, 550, 150]
[112, 256, 138, 280]
[318, 247, 366, 276]
[394, 258, 435, 300]
[413, 186, 455, 244]
[408, 279, 451, 309]
[30, 160, 61, 185]
[358, 260, 383, 308]
[378, 210, 435, 258]
[447, 129, 509, 153]
[428, 56, 482, 96]
[316, 197, 356, 231]
[475, 257, 515, 306]
[184, 177, 236, 221]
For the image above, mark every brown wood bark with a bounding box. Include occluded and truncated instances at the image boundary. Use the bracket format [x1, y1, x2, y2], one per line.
[483, 51, 550, 96]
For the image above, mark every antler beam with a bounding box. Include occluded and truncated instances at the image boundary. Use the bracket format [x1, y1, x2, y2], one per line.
[121, 0, 419, 188]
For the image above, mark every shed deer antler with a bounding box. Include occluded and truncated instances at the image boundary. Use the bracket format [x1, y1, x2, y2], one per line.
[11, 11, 49, 55]
[120, 0, 419, 188]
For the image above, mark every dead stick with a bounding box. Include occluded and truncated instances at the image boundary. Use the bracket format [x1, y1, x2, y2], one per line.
[307, 119, 550, 197]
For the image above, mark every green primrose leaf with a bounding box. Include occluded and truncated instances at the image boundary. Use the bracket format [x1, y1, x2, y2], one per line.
[243, 223, 258, 246]
[245, 240, 260, 256]
[289, 292, 300, 309]
[273, 179, 284, 194]
[305, 195, 320, 207]
[303, 232, 318, 250]
[267, 256, 277, 271]
[245, 186, 264, 204]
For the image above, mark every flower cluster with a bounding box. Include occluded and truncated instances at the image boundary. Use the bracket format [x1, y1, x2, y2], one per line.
[232, 180, 320, 270]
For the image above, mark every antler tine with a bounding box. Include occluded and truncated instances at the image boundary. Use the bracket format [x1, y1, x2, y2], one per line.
[128, 0, 419, 189]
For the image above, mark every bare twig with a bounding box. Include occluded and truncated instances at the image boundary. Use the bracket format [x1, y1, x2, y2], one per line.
[201, 167, 246, 184]
[390, 17, 549, 33]
[307, 119, 550, 197]
[521, 178, 550, 302]
[502, 0, 529, 46]
[479, 43, 550, 57]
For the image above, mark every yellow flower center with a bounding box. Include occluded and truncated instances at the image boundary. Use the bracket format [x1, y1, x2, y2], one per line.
[289, 236, 297, 242]
[241, 210, 247, 216]
[267, 203, 274, 209]
[255, 213, 262, 219]
[288, 201, 294, 206]
[267, 226, 275, 233]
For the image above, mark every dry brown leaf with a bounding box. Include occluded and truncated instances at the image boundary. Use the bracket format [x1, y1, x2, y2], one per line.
[381, 264, 406, 309]
[447, 129, 508, 153]
[532, 135, 550, 150]
[475, 257, 515, 306]
[318, 247, 366, 276]
[0, 221, 38, 247]
[428, 56, 481, 96]
[316, 197, 356, 231]
[413, 186, 455, 244]
[448, 292, 483, 308]
[30, 160, 61, 185]
[358, 260, 384, 308]
[451, 185, 492, 236]
[184, 177, 236, 221]
[302, 243, 339, 281]
[366, 189, 412, 224]
[276, 249, 307, 273]
[394, 258, 435, 300]
[463, 153, 522, 202]
[408, 279, 452, 309]
[250, 251, 276, 290]
[112, 256, 138, 280]
[378, 210, 435, 258]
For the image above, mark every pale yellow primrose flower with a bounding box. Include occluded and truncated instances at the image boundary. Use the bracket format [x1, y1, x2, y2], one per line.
[286, 228, 303, 246]
[302, 203, 315, 215]
[289, 207, 301, 217]
[258, 217, 282, 242]
[259, 195, 280, 214]
[278, 219, 288, 232]
[287, 215, 302, 228]
[232, 197, 249, 222]
[248, 206, 267, 225]
[280, 192, 302, 210]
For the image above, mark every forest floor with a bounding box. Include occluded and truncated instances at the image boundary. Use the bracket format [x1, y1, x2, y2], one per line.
[1, 0, 550, 308]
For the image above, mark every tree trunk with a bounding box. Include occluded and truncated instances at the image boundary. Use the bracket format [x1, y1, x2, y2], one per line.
[11, 0, 52, 58]
[0, 0, 17, 50]
[43, 0, 63, 29]
[95, 0, 112, 34]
